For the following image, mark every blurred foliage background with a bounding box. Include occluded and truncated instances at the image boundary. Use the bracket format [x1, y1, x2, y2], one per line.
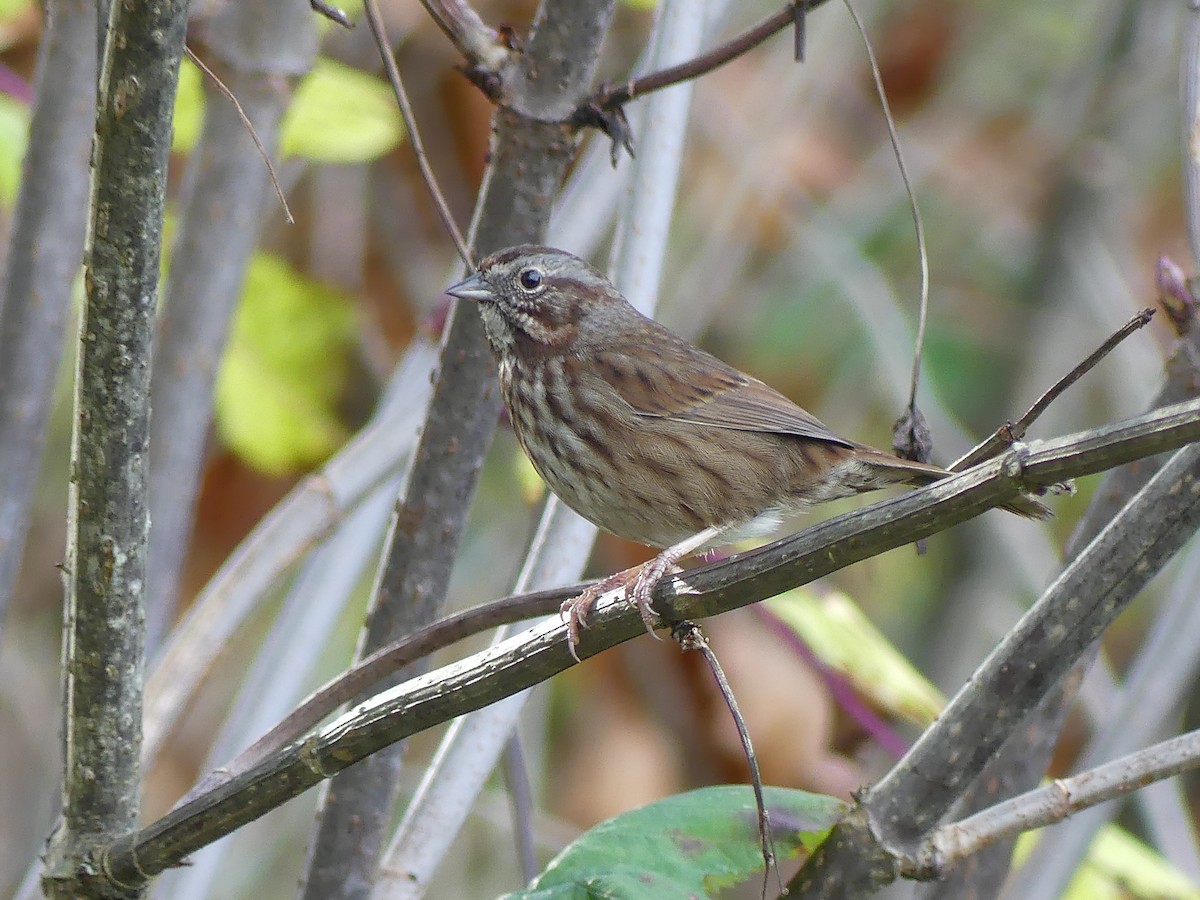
[0, 0, 1196, 897]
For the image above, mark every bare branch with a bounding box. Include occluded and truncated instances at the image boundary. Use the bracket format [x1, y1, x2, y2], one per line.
[42, 1, 188, 895]
[594, 2, 817, 110]
[954, 308, 1156, 471]
[675, 621, 781, 898]
[419, 0, 511, 71]
[913, 729, 1200, 878]
[93, 398, 1200, 890]
[310, 0, 352, 29]
[184, 46, 294, 225]
[790, 432, 1200, 896]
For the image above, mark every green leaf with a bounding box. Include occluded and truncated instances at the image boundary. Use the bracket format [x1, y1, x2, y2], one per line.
[766, 589, 945, 727]
[172, 57, 204, 153]
[503, 786, 846, 899]
[280, 58, 404, 162]
[214, 254, 358, 475]
[0, 93, 28, 205]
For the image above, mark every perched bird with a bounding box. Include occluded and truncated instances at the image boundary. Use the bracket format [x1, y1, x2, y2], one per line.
[447, 245, 1049, 653]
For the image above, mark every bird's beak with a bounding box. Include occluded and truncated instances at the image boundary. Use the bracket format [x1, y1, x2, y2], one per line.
[445, 272, 493, 303]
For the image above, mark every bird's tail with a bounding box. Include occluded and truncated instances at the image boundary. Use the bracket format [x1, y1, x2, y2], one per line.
[855, 449, 1052, 521]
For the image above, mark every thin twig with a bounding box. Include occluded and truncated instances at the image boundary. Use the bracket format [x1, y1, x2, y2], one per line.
[362, 0, 473, 268]
[184, 47, 293, 225]
[595, 1, 826, 109]
[910, 728, 1200, 878]
[953, 308, 1156, 471]
[502, 736, 540, 884]
[310, 0, 352, 29]
[419, 0, 510, 71]
[674, 621, 780, 899]
[792, 1, 806, 61]
[840, 0, 930, 447]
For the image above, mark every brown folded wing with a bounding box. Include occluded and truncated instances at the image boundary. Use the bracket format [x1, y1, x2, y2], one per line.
[593, 331, 854, 448]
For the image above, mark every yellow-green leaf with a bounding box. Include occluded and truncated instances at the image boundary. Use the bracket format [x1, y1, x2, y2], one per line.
[766, 588, 945, 726]
[172, 57, 204, 154]
[215, 254, 358, 475]
[280, 58, 404, 162]
[0, 93, 28, 205]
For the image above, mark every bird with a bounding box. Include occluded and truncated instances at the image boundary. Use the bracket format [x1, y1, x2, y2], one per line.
[446, 245, 1049, 655]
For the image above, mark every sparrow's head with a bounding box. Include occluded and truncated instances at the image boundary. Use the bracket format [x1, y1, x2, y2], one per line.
[446, 245, 627, 356]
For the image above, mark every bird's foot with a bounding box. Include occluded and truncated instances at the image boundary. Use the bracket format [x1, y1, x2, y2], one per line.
[560, 566, 641, 661]
[629, 554, 678, 637]
[560, 527, 726, 660]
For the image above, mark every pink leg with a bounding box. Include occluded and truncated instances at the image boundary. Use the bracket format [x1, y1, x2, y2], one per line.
[561, 526, 726, 660]
[560, 566, 641, 660]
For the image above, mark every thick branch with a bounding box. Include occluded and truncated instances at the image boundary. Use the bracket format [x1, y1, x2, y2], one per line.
[96, 398, 1200, 889]
[42, 1, 189, 897]
[790, 435, 1200, 896]
[297, 1, 618, 896]
[914, 729, 1200, 877]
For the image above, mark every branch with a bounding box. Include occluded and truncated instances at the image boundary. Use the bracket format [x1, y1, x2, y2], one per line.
[42, 0, 189, 896]
[419, 0, 511, 72]
[911, 729, 1200, 877]
[953, 307, 1157, 471]
[296, 0, 620, 894]
[95, 397, 1200, 889]
[593, 1, 827, 111]
[790, 429, 1200, 896]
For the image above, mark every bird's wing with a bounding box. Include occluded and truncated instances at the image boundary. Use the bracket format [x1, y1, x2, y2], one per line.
[591, 336, 854, 447]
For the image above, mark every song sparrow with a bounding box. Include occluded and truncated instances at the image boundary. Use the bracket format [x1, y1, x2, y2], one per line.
[447, 246, 1049, 654]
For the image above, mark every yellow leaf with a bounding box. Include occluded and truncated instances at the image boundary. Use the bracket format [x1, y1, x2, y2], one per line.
[280, 58, 404, 162]
[215, 254, 358, 475]
[172, 58, 204, 154]
[766, 589, 945, 726]
[0, 93, 28, 205]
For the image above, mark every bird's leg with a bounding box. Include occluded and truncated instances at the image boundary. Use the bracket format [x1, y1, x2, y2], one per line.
[561, 526, 726, 660]
[628, 526, 725, 634]
[560, 566, 642, 658]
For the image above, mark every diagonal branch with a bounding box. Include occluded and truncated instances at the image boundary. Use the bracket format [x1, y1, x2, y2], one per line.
[419, 0, 511, 72]
[790, 434, 1200, 896]
[591, 0, 829, 111]
[912, 728, 1200, 878]
[95, 397, 1200, 890]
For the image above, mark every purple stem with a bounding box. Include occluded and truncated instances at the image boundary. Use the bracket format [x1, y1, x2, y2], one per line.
[754, 603, 911, 759]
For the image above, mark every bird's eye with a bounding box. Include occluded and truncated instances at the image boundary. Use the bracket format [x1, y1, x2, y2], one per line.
[518, 267, 543, 291]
